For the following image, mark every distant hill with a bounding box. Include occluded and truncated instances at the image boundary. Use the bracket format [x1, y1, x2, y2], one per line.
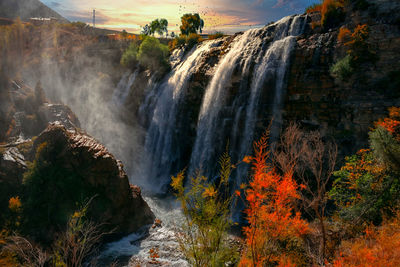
[0, 0, 69, 23]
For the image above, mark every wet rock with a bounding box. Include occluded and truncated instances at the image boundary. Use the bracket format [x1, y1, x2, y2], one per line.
[28, 123, 155, 237]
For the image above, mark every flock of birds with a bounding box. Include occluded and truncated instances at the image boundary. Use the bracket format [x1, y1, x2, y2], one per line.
[176, 0, 261, 31]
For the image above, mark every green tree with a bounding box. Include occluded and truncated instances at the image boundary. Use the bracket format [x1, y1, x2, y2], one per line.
[330, 108, 400, 225]
[120, 42, 139, 68]
[141, 24, 151, 35]
[171, 151, 239, 266]
[149, 18, 168, 37]
[180, 13, 204, 35]
[137, 36, 170, 72]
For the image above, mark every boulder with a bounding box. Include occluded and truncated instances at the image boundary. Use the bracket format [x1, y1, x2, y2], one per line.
[25, 123, 154, 238]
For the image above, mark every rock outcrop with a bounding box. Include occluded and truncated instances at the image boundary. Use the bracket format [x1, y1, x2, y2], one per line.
[27, 123, 155, 237]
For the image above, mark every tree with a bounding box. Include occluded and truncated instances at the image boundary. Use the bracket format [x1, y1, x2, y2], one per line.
[239, 130, 309, 266]
[137, 36, 169, 72]
[330, 107, 400, 225]
[158, 18, 168, 37]
[272, 123, 337, 264]
[180, 13, 204, 35]
[141, 24, 151, 35]
[148, 19, 168, 37]
[120, 42, 139, 68]
[171, 151, 239, 266]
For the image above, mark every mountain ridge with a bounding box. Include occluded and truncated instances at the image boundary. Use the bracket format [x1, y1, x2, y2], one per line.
[0, 0, 69, 23]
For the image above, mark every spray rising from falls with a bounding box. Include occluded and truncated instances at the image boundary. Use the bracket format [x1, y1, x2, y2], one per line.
[190, 15, 306, 180]
[143, 40, 221, 193]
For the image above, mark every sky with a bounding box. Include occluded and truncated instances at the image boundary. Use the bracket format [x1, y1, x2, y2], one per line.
[41, 0, 319, 34]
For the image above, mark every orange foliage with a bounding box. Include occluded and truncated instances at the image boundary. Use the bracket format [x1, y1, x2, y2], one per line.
[376, 107, 400, 141]
[333, 212, 400, 266]
[242, 155, 252, 164]
[338, 27, 351, 43]
[306, 3, 322, 13]
[321, 0, 344, 25]
[307, 0, 344, 27]
[239, 132, 308, 266]
[8, 196, 22, 212]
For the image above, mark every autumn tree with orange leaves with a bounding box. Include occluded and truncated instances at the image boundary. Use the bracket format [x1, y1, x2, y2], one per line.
[238, 131, 309, 267]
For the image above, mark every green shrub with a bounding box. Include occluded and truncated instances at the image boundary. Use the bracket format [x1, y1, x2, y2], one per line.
[330, 54, 354, 80]
[137, 36, 170, 72]
[171, 151, 240, 266]
[120, 42, 139, 68]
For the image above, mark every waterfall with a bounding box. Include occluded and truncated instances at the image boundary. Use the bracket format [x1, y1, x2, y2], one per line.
[189, 15, 306, 181]
[112, 70, 138, 106]
[143, 40, 221, 193]
[188, 28, 265, 176]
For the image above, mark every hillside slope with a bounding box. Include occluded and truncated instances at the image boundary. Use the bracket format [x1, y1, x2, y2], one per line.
[0, 0, 68, 22]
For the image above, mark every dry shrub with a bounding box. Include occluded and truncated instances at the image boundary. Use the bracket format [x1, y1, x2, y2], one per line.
[333, 212, 400, 266]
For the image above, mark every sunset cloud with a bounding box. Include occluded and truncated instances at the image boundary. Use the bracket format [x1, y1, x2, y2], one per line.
[42, 0, 318, 33]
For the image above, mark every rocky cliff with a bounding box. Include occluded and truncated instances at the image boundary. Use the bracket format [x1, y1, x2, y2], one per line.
[284, 0, 400, 156]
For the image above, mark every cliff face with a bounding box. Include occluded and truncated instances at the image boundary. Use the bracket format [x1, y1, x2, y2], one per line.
[285, 0, 400, 155]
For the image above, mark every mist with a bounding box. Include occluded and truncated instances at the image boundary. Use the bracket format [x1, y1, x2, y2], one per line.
[1, 22, 147, 184]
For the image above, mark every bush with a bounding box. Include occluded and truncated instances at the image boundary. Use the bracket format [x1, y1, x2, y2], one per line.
[185, 33, 202, 49]
[330, 54, 354, 80]
[137, 36, 170, 72]
[239, 131, 309, 266]
[330, 108, 400, 225]
[306, 0, 345, 29]
[338, 27, 351, 43]
[168, 33, 202, 51]
[120, 42, 139, 69]
[306, 2, 322, 13]
[168, 35, 186, 51]
[171, 151, 240, 266]
[333, 212, 400, 266]
[321, 0, 345, 28]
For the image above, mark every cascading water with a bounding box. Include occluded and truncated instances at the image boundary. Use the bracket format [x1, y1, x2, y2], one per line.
[100, 13, 307, 265]
[189, 15, 306, 181]
[143, 39, 221, 193]
[235, 15, 307, 184]
[112, 70, 139, 106]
